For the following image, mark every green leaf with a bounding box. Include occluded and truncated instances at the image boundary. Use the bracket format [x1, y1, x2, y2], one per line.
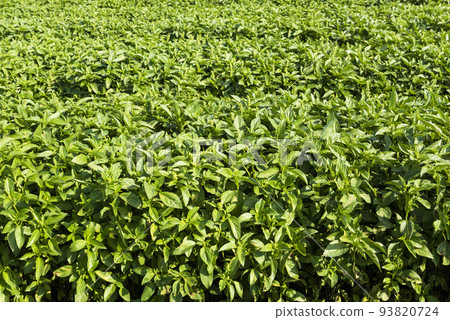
[415, 245, 433, 259]
[227, 282, 235, 300]
[46, 212, 67, 226]
[26, 229, 41, 247]
[329, 272, 338, 288]
[361, 237, 386, 255]
[340, 193, 357, 209]
[200, 265, 213, 289]
[120, 192, 141, 209]
[200, 246, 213, 265]
[228, 216, 241, 239]
[361, 245, 381, 269]
[389, 88, 398, 108]
[323, 241, 349, 258]
[54, 265, 74, 278]
[287, 168, 308, 184]
[249, 269, 258, 286]
[320, 115, 340, 140]
[296, 242, 307, 255]
[87, 251, 96, 271]
[404, 240, 417, 258]
[36, 150, 54, 158]
[257, 167, 279, 179]
[437, 242, 450, 265]
[159, 192, 182, 209]
[180, 186, 190, 206]
[119, 287, 130, 301]
[221, 190, 237, 205]
[90, 239, 107, 250]
[234, 115, 244, 131]
[216, 168, 234, 179]
[105, 77, 112, 89]
[2, 270, 20, 296]
[104, 284, 116, 301]
[219, 242, 236, 252]
[15, 226, 25, 249]
[234, 281, 243, 298]
[403, 270, 421, 282]
[285, 260, 299, 278]
[48, 238, 63, 256]
[416, 197, 431, 209]
[142, 269, 155, 285]
[376, 207, 391, 219]
[4, 178, 14, 196]
[7, 232, 19, 253]
[72, 154, 88, 165]
[90, 82, 99, 94]
[75, 278, 87, 302]
[95, 270, 116, 284]
[35, 257, 44, 281]
[400, 220, 414, 238]
[237, 245, 245, 266]
[70, 240, 86, 252]
[141, 284, 156, 301]
[143, 181, 156, 200]
[173, 239, 196, 255]
[163, 246, 170, 263]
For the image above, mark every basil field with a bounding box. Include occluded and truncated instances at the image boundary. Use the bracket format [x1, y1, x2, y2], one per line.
[0, 0, 449, 302]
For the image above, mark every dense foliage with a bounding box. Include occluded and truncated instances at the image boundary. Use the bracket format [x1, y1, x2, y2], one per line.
[0, 0, 449, 301]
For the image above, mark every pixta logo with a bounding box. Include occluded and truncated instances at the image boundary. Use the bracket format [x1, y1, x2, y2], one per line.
[127, 130, 323, 174]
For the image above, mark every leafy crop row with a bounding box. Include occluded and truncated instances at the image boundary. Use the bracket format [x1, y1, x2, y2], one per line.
[0, 0, 449, 301]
